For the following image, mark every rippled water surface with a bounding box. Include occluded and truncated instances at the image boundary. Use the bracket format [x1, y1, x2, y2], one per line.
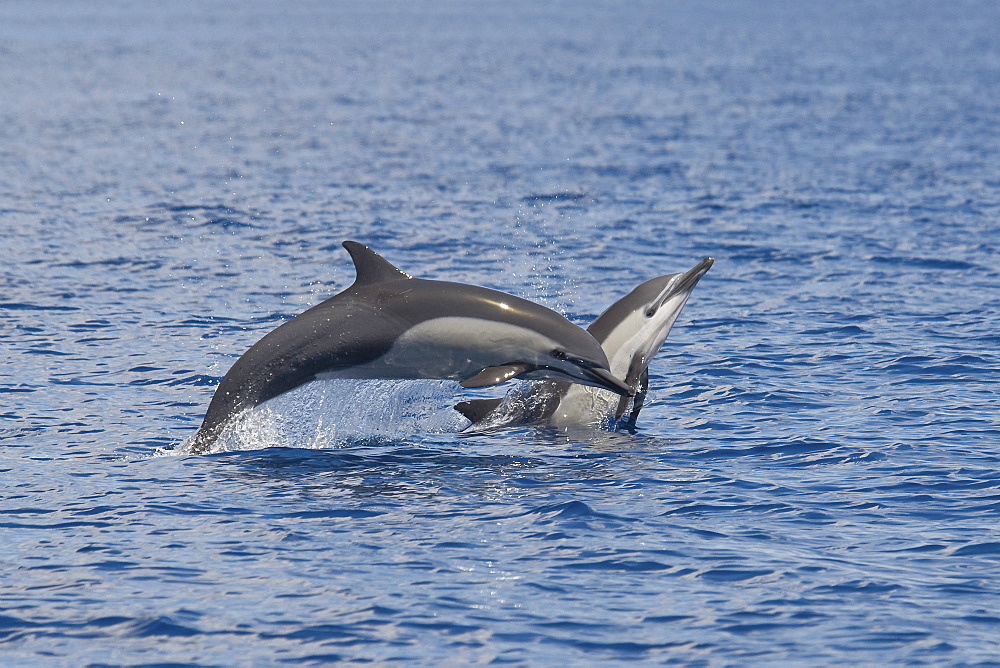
[2, 1, 1000, 664]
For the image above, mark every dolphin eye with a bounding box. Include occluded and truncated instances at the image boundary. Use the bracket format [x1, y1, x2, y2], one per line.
[645, 306, 657, 317]
[552, 349, 568, 360]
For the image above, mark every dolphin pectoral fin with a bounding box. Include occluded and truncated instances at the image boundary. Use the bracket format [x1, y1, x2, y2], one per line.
[614, 357, 648, 419]
[460, 363, 532, 388]
[454, 398, 504, 423]
[618, 368, 649, 432]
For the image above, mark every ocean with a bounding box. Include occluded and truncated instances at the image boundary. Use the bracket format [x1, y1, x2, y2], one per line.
[2, 1, 999, 664]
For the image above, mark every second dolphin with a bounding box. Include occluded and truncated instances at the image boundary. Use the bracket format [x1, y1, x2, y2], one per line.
[455, 257, 714, 431]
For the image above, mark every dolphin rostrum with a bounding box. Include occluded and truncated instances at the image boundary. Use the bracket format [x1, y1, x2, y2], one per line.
[454, 257, 714, 431]
[189, 241, 633, 452]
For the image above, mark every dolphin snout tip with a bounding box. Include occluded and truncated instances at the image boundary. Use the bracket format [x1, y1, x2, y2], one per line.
[586, 366, 634, 397]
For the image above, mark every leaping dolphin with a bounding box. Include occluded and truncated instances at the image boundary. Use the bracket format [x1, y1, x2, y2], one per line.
[454, 257, 714, 431]
[189, 241, 633, 453]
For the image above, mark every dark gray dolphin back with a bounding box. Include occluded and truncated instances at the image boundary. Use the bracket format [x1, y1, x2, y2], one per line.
[348, 242, 609, 368]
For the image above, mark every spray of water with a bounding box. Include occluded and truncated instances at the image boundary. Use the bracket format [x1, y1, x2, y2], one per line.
[177, 379, 469, 454]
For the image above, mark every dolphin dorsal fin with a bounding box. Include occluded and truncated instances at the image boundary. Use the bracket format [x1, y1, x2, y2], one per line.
[343, 241, 412, 285]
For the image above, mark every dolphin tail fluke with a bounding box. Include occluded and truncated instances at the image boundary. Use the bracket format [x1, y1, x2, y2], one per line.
[454, 398, 504, 424]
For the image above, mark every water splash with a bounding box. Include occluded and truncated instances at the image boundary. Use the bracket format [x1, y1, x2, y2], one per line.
[176, 379, 469, 454]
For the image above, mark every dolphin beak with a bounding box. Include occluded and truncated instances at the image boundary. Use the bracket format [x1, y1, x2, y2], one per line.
[582, 366, 635, 397]
[649, 257, 715, 314]
[676, 256, 715, 293]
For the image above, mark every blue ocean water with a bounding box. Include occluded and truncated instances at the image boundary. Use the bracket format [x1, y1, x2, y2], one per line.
[2, 0, 999, 664]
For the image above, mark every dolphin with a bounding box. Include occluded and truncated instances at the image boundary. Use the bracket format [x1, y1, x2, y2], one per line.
[188, 241, 633, 453]
[454, 257, 714, 431]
